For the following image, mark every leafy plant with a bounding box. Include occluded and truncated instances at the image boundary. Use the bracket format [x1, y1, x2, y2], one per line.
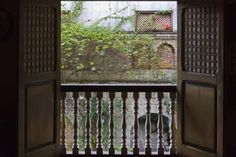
[89, 96, 122, 151]
[61, 2, 161, 83]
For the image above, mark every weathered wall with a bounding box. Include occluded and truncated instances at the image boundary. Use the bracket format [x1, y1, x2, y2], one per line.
[62, 34, 177, 83]
[62, 1, 177, 32]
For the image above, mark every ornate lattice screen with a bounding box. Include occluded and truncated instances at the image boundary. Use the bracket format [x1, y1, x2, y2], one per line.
[136, 11, 173, 32]
[24, 5, 56, 74]
[183, 7, 218, 74]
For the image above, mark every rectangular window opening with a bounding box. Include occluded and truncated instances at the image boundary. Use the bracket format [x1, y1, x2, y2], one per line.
[61, 1, 177, 155]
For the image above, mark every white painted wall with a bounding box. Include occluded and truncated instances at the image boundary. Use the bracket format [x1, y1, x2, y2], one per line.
[61, 1, 177, 32]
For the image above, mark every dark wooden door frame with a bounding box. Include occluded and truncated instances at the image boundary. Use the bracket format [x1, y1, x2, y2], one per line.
[177, 0, 224, 157]
[18, 0, 61, 157]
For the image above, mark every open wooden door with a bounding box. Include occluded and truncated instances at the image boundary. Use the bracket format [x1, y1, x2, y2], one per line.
[177, 0, 223, 157]
[19, 0, 61, 157]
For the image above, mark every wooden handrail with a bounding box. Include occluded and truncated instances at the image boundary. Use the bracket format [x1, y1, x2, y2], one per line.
[61, 84, 177, 92]
[60, 83, 177, 156]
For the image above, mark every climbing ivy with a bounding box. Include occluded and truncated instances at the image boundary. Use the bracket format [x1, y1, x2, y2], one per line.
[61, 2, 175, 151]
[61, 2, 162, 82]
[154, 10, 172, 15]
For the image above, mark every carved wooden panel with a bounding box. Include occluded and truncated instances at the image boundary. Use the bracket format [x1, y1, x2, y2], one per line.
[26, 81, 55, 152]
[183, 7, 218, 74]
[24, 5, 56, 74]
[183, 82, 216, 152]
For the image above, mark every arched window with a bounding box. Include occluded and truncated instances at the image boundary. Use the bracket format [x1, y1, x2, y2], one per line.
[156, 43, 175, 69]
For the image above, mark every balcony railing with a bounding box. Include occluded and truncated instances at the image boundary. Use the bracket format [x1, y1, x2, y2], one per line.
[61, 84, 177, 156]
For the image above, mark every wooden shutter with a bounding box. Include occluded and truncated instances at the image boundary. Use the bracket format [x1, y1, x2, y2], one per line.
[19, 0, 60, 156]
[177, 0, 223, 157]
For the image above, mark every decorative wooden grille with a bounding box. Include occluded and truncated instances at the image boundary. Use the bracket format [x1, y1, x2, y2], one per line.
[183, 7, 218, 74]
[136, 11, 173, 32]
[24, 5, 56, 74]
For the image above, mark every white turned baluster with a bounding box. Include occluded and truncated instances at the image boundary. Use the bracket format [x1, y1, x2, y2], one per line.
[170, 92, 177, 154]
[133, 92, 139, 155]
[61, 92, 66, 154]
[85, 92, 91, 155]
[109, 92, 115, 155]
[121, 92, 127, 155]
[157, 92, 164, 155]
[73, 92, 79, 155]
[97, 92, 103, 155]
[145, 92, 152, 155]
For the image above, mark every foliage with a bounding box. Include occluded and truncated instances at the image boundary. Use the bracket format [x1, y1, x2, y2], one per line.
[61, 2, 160, 82]
[154, 10, 172, 15]
[62, 1, 175, 152]
[77, 96, 122, 151]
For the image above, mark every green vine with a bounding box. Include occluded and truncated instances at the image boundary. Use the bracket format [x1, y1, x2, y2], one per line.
[154, 10, 172, 15]
[61, 2, 160, 82]
[62, 2, 175, 151]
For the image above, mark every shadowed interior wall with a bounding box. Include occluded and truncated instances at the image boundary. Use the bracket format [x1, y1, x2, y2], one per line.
[0, 1, 19, 157]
